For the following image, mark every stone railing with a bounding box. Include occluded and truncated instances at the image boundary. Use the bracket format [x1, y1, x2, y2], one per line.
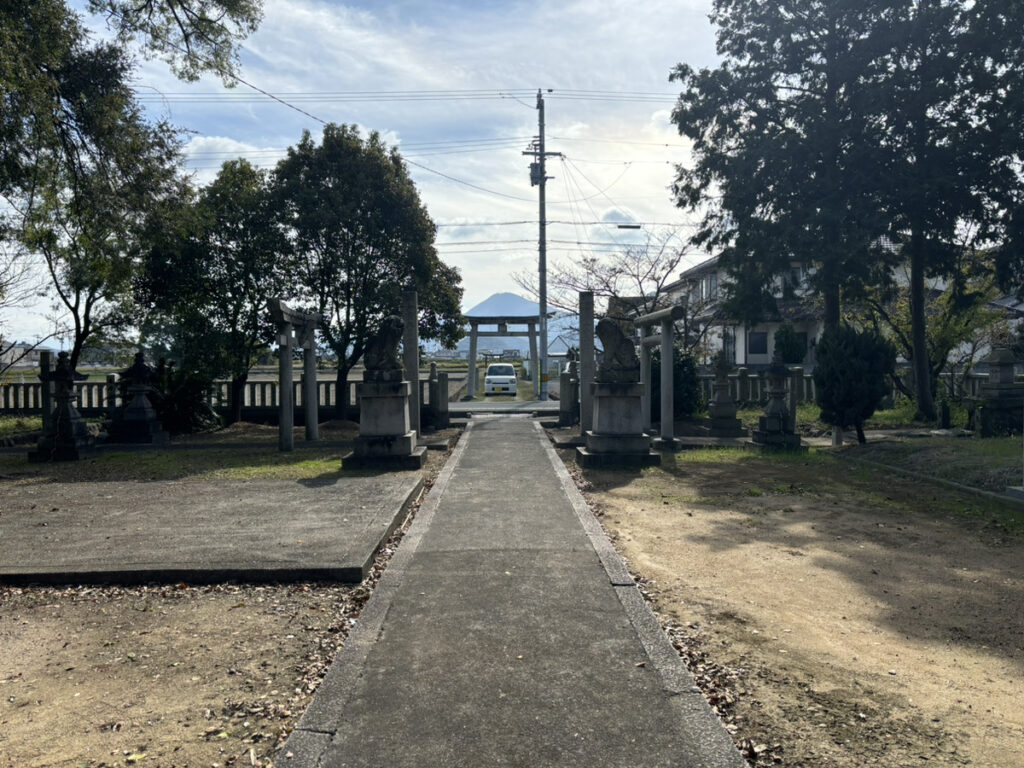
[0, 373, 444, 420]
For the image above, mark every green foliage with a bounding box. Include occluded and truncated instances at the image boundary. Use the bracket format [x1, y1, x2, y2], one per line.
[670, 0, 1024, 420]
[773, 323, 806, 365]
[0, 415, 43, 437]
[650, 346, 703, 422]
[846, 254, 1005, 404]
[670, 1, 897, 329]
[88, 0, 263, 82]
[814, 325, 896, 444]
[139, 159, 288, 422]
[148, 359, 221, 435]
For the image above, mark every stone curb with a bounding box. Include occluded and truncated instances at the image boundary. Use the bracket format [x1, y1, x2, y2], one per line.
[844, 454, 1024, 506]
[535, 421, 747, 768]
[280, 422, 475, 763]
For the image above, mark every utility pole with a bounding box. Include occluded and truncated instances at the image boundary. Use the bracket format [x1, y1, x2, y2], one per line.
[523, 89, 560, 400]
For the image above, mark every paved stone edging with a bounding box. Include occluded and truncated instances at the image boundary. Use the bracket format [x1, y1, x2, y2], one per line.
[280, 422, 476, 763]
[537, 422, 746, 768]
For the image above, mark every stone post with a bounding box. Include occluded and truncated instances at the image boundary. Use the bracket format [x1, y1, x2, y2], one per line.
[39, 350, 54, 432]
[301, 325, 319, 442]
[528, 322, 540, 398]
[737, 367, 750, 404]
[579, 291, 595, 434]
[640, 323, 652, 432]
[466, 322, 478, 399]
[788, 366, 803, 435]
[437, 371, 450, 428]
[278, 324, 294, 452]
[559, 370, 574, 426]
[402, 289, 420, 437]
[105, 373, 119, 415]
[659, 316, 674, 444]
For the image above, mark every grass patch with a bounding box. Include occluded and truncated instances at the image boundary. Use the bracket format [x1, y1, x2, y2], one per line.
[0, 415, 43, 437]
[0, 445, 349, 483]
[850, 436, 1022, 493]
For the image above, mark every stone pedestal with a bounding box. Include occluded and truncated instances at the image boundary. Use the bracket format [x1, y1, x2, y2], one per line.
[750, 361, 803, 450]
[701, 371, 746, 438]
[29, 352, 95, 462]
[971, 348, 1024, 437]
[109, 386, 169, 444]
[345, 380, 426, 469]
[576, 382, 659, 467]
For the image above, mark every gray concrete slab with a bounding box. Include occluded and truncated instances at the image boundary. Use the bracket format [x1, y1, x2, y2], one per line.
[284, 416, 745, 768]
[0, 475, 422, 585]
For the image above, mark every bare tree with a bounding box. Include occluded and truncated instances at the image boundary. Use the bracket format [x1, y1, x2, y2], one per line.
[513, 229, 687, 314]
[512, 228, 716, 357]
[0, 240, 54, 376]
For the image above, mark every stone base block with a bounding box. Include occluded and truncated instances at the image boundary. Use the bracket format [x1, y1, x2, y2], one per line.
[28, 440, 96, 463]
[353, 431, 416, 458]
[576, 447, 661, 468]
[343, 446, 427, 470]
[109, 419, 169, 445]
[591, 384, 645, 436]
[651, 437, 680, 451]
[698, 417, 747, 439]
[749, 431, 805, 451]
[584, 431, 652, 454]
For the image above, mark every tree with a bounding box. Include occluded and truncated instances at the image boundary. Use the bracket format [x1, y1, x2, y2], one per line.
[2, 0, 185, 371]
[140, 159, 289, 423]
[670, 0, 895, 334]
[814, 324, 896, 444]
[846, 252, 1006, 405]
[0, 238, 51, 376]
[274, 124, 463, 418]
[514, 229, 687, 316]
[18, 125, 183, 370]
[86, 0, 262, 82]
[871, 1, 1024, 420]
[1, 0, 259, 200]
[773, 323, 807, 365]
[512, 229, 716, 357]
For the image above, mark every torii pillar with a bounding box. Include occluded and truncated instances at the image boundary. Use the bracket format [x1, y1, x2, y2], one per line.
[270, 298, 320, 452]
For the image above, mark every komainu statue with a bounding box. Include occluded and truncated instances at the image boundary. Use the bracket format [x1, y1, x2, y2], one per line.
[595, 317, 639, 383]
[363, 315, 405, 381]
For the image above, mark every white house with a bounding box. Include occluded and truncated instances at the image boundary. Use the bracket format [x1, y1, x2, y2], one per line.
[663, 255, 821, 369]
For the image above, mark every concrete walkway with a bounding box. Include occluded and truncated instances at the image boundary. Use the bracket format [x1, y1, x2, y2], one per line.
[283, 416, 745, 768]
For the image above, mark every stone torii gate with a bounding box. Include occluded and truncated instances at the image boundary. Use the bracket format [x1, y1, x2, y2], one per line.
[464, 314, 547, 399]
[269, 298, 320, 452]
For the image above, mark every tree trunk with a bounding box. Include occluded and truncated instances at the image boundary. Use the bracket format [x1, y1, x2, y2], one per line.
[228, 372, 247, 425]
[335, 365, 352, 421]
[909, 230, 936, 421]
[855, 420, 866, 444]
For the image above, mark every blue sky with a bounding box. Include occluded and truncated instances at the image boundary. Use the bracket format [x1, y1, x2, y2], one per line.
[9, 0, 721, 341]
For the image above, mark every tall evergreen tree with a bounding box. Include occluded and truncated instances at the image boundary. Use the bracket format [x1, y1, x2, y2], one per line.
[671, 0, 896, 331]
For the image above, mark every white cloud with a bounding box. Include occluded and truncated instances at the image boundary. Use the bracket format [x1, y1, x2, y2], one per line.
[75, 0, 720, 313]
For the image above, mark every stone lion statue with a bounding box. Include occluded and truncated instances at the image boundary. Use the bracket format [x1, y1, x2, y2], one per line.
[595, 317, 639, 383]
[363, 315, 405, 380]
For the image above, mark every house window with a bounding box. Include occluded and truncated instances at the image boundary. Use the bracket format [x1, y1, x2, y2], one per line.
[748, 331, 768, 356]
[702, 273, 718, 300]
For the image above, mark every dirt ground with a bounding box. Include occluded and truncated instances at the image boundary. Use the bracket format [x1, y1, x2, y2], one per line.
[0, 425, 455, 768]
[562, 444, 1024, 768]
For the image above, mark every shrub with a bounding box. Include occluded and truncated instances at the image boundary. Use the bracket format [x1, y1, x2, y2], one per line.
[814, 324, 896, 443]
[650, 346, 703, 423]
[773, 323, 807, 364]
